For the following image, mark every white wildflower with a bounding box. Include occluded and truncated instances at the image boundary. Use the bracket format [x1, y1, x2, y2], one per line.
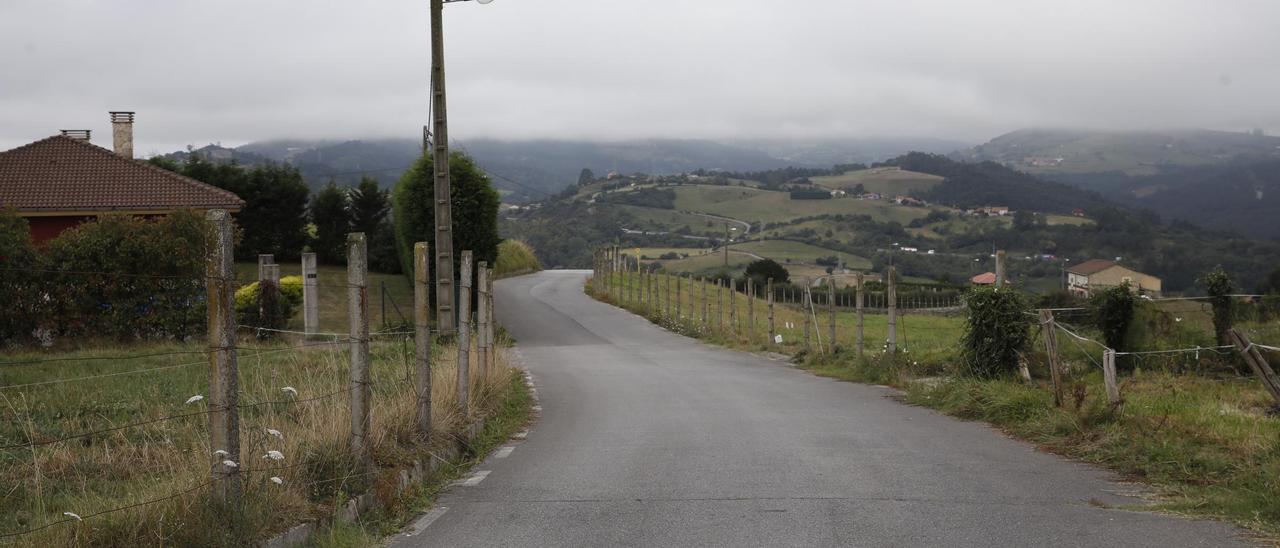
[263, 450, 284, 461]
[281, 386, 298, 397]
[270, 476, 284, 485]
[222, 460, 238, 468]
[185, 394, 204, 405]
[63, 512, 82, 521]
[266, 428, 283, 440]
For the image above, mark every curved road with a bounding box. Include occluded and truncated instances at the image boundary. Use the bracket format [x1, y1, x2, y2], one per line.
[393, 270, 1244, 547]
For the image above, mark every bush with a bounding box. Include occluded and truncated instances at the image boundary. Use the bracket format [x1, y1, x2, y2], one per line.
[960, 286, 1033, 378]
[42, 211, 211, 341]
[1199, 266, 1233, 345]
[1089, 282, 1135, 352]
[235, 275, 304, 329]
[494, 240, 541, 277]
[744, 258, 789, 287]
[0, 208, 39, 344]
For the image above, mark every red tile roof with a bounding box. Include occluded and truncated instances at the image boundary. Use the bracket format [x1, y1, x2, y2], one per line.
[970, 272, 997, 285]
[0, 135, 244, 213]
[1066, 259, 1117, 276]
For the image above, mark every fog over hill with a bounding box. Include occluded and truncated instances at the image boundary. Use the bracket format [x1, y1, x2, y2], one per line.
[163, 136, 969, 203]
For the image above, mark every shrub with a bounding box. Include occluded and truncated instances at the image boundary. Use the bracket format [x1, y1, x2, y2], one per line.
[1199, 266, 1233, 345]
[1089, 282, 1135, 351]
[235, 275, 304, 329]
[0, 208, 39, 344]
[960, 286, 1032, 378]
[744, 258, 789, 287]
[42, 211, 211, 341]
[494, 240, 541, 277]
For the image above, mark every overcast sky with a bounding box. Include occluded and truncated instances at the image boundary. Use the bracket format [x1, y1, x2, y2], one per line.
[2, 0, 1278, 154]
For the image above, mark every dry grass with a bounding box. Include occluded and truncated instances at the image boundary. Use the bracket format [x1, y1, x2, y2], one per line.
[0, 335, 519, 546]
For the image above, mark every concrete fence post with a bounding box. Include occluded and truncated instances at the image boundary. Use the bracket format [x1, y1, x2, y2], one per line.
[487, 267, 496, 373]
[457, 251, 473, 416]
[302, 252, 319, 337]
[477, 261, 490, 378]
[1040, 310, 1065, 406]
[347, 233, 372, 467]
[205, 210, 241, 505]
[413, 243, 432, 443]
[803, 282, 812, 352]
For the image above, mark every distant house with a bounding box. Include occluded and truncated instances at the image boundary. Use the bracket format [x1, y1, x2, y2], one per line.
[862, 193, 882, 200]
[1066, 259, 1161, 298]
[893, 195, 925, 206]
[983, 206, 1010, 216]
[0, 112, 244, 244]
[1071, 208, 1086, 218]
[971, 272, 997, 285]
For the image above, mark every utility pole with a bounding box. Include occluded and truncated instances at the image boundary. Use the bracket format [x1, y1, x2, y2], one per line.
[431, 0, 456, 334]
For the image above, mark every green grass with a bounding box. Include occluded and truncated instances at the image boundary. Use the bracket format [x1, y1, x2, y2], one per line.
[809, 167, 943, 195]
[234, 262, 412, 333]
[729, 240, 871, 269]
[673, 186, 930, 225]
[0, 335, 523, 546]
[494, 240, 542, 278]
[613, 205, 724, 236]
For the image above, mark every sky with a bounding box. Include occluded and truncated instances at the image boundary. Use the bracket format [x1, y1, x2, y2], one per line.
[2, 0, 1278, 154]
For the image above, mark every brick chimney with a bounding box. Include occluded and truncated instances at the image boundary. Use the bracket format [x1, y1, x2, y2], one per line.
[110, 111, 135, 158]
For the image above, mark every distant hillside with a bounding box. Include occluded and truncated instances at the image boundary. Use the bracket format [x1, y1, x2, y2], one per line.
[160, 136, 971, 203]
[883, 152, 1111, 214]
[957, 128, 1280, 176]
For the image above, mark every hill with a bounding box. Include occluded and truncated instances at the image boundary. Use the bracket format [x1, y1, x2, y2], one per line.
[957, 128, 1280, 177]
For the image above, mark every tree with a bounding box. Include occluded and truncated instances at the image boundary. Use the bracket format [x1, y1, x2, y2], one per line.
[744, 258, 789, 288]
[0, 207, 39, 344]
[577, 168, 596, 186]
[156, 155, 309, 260]
[310, 182, 350, 264]
[851, 183, 866, 195]
[393, 151, 501, 310]
[349, 177, 400, 274]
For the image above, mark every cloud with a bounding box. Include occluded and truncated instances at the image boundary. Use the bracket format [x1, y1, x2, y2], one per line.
[1, 0, 1278, 152]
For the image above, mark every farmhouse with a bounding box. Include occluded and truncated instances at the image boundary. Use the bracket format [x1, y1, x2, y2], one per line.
[0, 112, 244, 244]
[1066, 259, 1161, 298]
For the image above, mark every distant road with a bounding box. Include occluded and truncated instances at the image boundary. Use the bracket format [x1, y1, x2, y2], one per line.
[393, 271, 1245, 547]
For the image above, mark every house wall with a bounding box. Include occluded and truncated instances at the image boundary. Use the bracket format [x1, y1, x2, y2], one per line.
[27, 216, 91, 245]
[1089, 265, 1162, 296]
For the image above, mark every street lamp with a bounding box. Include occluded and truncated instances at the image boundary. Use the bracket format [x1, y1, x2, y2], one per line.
[430, 0, 492, 334]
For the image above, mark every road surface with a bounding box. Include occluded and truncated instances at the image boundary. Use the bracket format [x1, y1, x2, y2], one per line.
[392, 270, 1245, 547]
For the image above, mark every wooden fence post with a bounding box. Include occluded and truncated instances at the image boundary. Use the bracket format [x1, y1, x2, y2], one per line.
[488, 267, 496, 373]
[206, 210, 241, 505]
[716, 280, 724, 331]
[302, 252, 319, 337]
[347, 233, 372, 466]
[767, 278, 775, 345]
[477, 262, 490, 378]
[729, 279, 738, 334]
[1102, 349, 1121, 408]
[855, 272, 865, 359]
[803, 282, 812, 352]
[747, 279, 756, 343]
[701, 277, 708, 327]
[257, 254, 273, 283]
[457, 251, 473, 415]
[257, 262, 280, 336]
[1040, 310, 1064, 407]
[887, 266, 897, 355]
[828, 277, 836, 354]
[676, 275, 683, 320]
[413, 243, 432, 442]
[1228, 329, 1280, 403]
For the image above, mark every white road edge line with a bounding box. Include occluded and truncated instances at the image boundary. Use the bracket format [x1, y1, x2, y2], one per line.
[403, 506, 448, 537]
[494, 446, 515, 459]
[461, 470, 491, 486]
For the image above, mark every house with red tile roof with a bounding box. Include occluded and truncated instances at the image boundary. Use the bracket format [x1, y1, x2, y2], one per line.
[0, 112, 244, 243]
[1066, 259, 1161, 298]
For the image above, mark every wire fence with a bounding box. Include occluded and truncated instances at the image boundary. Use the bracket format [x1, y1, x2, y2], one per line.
[0, 222, 509, 544]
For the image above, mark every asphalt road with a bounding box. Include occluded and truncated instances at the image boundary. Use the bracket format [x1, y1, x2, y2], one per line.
[392, 270, 1246, 547]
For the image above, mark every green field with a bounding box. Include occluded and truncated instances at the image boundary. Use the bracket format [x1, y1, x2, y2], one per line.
[673, 186, 929, 225]
[614, 204, 723, 236]
[235, 262, 413, 333]
[810, 167, 943, 195]
[730, 240, 871, 269]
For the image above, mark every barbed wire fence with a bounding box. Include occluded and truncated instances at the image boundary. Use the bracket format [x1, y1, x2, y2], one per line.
[0, 210, 503, 543]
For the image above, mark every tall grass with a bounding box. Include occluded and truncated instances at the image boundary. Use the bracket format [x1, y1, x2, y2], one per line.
[494, 240, 541, 278]
[0, 335, 518, 546]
